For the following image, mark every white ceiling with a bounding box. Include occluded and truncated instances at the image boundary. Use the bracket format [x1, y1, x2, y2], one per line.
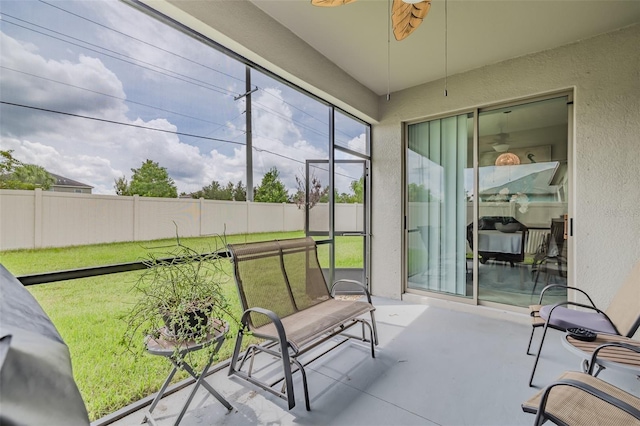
[249, 0, 640, 96]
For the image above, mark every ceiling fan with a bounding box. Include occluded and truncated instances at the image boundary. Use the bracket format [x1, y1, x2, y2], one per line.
[311, 0, 432, 41]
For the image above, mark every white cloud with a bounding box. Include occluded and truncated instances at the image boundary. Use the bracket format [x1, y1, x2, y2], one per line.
[348, 133, 367, 154]
[1, 29, 218, 194]
[0, 2, 340, 198]
[1, 33, 126, 117]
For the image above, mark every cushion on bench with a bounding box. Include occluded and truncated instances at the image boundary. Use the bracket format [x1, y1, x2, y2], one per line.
[252, 299, 374, 351]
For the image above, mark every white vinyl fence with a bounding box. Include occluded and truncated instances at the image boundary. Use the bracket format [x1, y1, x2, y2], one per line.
[0, 190, 365, 250]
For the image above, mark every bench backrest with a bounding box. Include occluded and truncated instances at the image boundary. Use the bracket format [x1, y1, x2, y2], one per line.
[227, 237, 331, 329]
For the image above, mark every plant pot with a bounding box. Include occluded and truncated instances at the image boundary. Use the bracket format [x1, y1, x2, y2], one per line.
[162, 309, 210, 339]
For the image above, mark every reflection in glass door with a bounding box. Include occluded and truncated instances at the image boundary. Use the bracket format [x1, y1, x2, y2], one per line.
[406, 95, 571, 309]
[406, 113, 473, 298]
[476, 98, 569, 307]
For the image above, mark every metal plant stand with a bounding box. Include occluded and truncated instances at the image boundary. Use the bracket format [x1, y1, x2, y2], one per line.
[144, 321, 232, 425]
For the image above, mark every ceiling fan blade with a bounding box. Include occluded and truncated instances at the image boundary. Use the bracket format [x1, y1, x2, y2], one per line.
[311, 0, 357, 7]
[392, 0, 431, 41]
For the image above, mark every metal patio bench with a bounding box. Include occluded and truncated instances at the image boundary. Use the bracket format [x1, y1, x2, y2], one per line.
[226, 237, 378, 410]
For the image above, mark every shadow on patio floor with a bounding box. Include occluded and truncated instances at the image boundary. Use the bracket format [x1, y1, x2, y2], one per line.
[101, 297, 639, 426]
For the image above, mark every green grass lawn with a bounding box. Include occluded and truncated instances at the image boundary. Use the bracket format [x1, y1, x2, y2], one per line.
[0, 232, 363, 421]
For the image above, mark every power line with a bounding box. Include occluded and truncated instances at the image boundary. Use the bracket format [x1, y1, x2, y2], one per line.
[0, 17, 235, 97]
[0, 66, 241, 132]
[37, 0, 245, 85]
[255, 86, 328, 132]
[2, 3, 367, 182]
[36, 0, 355, 143]
[2, 14, 335, 144]
[252, 101, 327, 140]
[0, 101, 245, 146]
[0, 101, 360, 182]
[3, 7, 362, 149]
[254, 86, 362, 145]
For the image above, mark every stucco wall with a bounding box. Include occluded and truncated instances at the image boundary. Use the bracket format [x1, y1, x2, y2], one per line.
[372, 24, 640, 307]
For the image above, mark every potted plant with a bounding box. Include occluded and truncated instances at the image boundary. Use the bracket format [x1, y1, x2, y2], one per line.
[121, 230, 236, 361]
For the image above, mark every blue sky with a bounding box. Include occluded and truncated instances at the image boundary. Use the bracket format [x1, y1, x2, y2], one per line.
[0, 0, 366, 195]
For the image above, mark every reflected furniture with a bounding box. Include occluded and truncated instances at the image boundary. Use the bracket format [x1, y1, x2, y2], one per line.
[527, 259, 640, 386]
[144, 321, 232, 425]
[227, 237, 378, 411]
[467, 216, 529, 266]
[522, 342, 640, 426]
[531, 217, 567, 296]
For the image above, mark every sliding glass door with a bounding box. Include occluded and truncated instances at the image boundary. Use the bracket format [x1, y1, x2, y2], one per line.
[406, 95, 571, 308]
[406, 113, 473, 297]
[476, 98, 569, 306]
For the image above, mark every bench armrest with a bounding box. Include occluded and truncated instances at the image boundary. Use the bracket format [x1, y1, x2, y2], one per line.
[240, 307, 292, 347]
[331, 279, 372, 304]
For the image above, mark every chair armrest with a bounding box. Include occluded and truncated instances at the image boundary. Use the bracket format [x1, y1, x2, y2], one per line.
[539, 284, 597, 308]
[535, 377, 640, 424]
[547, 300, 608, 318]
[587, 342, 640, 375]
[331, 279, 372, 304]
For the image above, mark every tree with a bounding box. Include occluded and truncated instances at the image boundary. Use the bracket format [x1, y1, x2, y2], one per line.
[319, 189, 330, 203]
[192, 180, 246, 201]
[291, 173, 329, 209]
[0, 150, 55, 190]
[349, 176, 364, 203]
[254, 167, 289, 203]
[192, 180, 230, 200]
[121, 159, 177, 198]
[232, 181, 247, 201]
[408, 183, 434, 202]
[335, 177, 364, 204]
[1, 150, 21, 176]
[114, 176, 131, 196]
[13, 164, 56, 190]
[0, 150, 23, 189]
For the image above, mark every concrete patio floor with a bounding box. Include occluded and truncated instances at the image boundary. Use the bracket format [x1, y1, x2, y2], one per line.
[100, 297, 639, 426]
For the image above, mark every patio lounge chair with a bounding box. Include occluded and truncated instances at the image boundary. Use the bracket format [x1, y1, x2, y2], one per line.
[527, 259, 640, 386]
[522, 342, 640, 425]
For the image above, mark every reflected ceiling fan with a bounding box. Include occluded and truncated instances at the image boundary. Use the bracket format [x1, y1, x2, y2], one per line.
[311, 0, 432, 41]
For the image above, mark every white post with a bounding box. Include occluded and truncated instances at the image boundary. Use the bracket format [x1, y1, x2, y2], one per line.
[34, 188, 43, 248]
[133, 195, 139, 241]
[199, 197, 204, 236]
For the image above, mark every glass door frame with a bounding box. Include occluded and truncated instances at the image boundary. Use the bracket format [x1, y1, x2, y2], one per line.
[305, 157, 371, 291]
[306, 106, 372, 292]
